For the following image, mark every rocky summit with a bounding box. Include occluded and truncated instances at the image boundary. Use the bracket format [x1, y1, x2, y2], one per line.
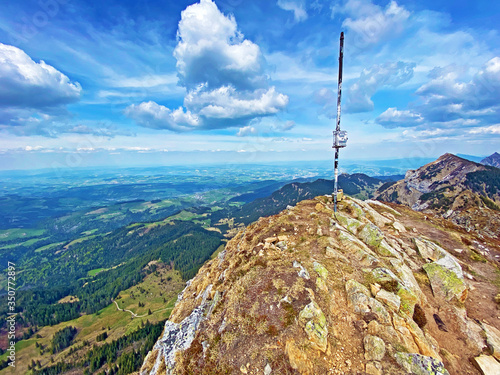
[140, 194, 500, 375]
[481, 153, 500, 169]
[375, 153, 500, 238]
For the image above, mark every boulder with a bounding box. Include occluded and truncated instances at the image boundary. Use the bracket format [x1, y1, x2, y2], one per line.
[325, 246, 348, 262]
[344, 199, 366, 219]
[472, 355, 500, 375]
[299, 301, 328, 352]
[349, 292, 370, 314]
[365, 361, 383, 375]
[314, 262, 329, 292]
[335, 211, 363, 234]
[392, 314, 420, 353]
[367, 297, 391, 325]
[375, 289, 401, 312]
[346, 280, 371, 314]
[390, 258, 424, 301]
[359, 223, 385, 247]
[346, 279, 371, 297]
[151, 303, 207, 374]
[393, 221, 406, 232]
[376, 239, 402, 258]
[337, 228, 376, 256]
[351, 198, 392, 227]
[481, 323, 500, 360]
[364, 334, 386, 361]
[313, 262, 329, 279]
[394, 352, 450, 375]
[403, 315, 442, 360]
[423, 262, 468, 303]
[372, 267, 400, 284]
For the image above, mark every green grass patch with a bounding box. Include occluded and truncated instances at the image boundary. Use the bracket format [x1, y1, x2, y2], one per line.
[0, 236, 50, 250]
[65, 235, 97, 249]
[87, 267, 109, 277]
[81, 229, 98, 236]
[35, 241, 66, 253]
[0, 228, 45, 243]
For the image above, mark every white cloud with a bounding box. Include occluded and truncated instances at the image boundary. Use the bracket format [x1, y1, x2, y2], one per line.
[186, 85, 288, 120]
[0, 43, 81, 113]
[376, 108, 424, 128]
[468, 125, 500, 135]
[236, 126, 257, 137]
[376, 57, 500, 129]
[277, 0, 308, 22]
[346, 61, 415, 113]
[339, 0, 410, 48]
[126, 0, 288, 132]
[281, 120, 296, 131]
[313, 61, 415, 117]
[124, 101, 200, 132]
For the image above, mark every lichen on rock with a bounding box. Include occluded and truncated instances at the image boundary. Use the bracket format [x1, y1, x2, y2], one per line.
[299, 301, 328, 352]
[394, 352, 450, 375]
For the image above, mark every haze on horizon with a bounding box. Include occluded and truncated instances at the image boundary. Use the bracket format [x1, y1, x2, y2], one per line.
[0, 0, 499, 170]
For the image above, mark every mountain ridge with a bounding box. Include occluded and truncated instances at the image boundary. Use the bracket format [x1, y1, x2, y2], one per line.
[481, 152, 500, 168]
[375, 153, 500, 238]
[140, 194, 500, 375]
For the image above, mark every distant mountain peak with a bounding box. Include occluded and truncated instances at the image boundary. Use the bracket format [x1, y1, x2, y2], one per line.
[436, 153, 473, 164]
[375, 153, 500, 238]
[481, 152, 500, 168]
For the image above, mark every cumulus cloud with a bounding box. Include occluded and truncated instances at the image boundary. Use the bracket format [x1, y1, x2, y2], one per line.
[124, 101, 200, 132]
[0, 43, 81, 113]
[277, 0, 308, 22]
[376, 108, 424, 128]
[335, 0, 410, 49]
[125, 0, 288, 132]
[376, 57, 500, 129]
[346, 61, 415, 113]
[468, 124, 500, 135]
[236, 126, 257, 137]
[313, 61, 414, 117]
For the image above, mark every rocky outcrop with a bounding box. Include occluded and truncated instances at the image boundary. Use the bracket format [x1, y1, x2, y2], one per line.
[141, 194, 500, 375]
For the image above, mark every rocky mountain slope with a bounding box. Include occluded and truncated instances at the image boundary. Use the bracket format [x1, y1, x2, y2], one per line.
[481, 152, 500, 168]
[375, 153, 500, 238]
[140, 194, 500, 375]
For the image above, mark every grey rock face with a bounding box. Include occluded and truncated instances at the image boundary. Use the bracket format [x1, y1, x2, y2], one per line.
[146, 305, 206, 375]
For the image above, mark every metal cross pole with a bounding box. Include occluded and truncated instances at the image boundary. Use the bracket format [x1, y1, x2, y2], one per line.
[333, 32, 346, 214]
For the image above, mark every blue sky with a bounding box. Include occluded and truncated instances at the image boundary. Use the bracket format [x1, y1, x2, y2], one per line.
[0, 0, 499, 169]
